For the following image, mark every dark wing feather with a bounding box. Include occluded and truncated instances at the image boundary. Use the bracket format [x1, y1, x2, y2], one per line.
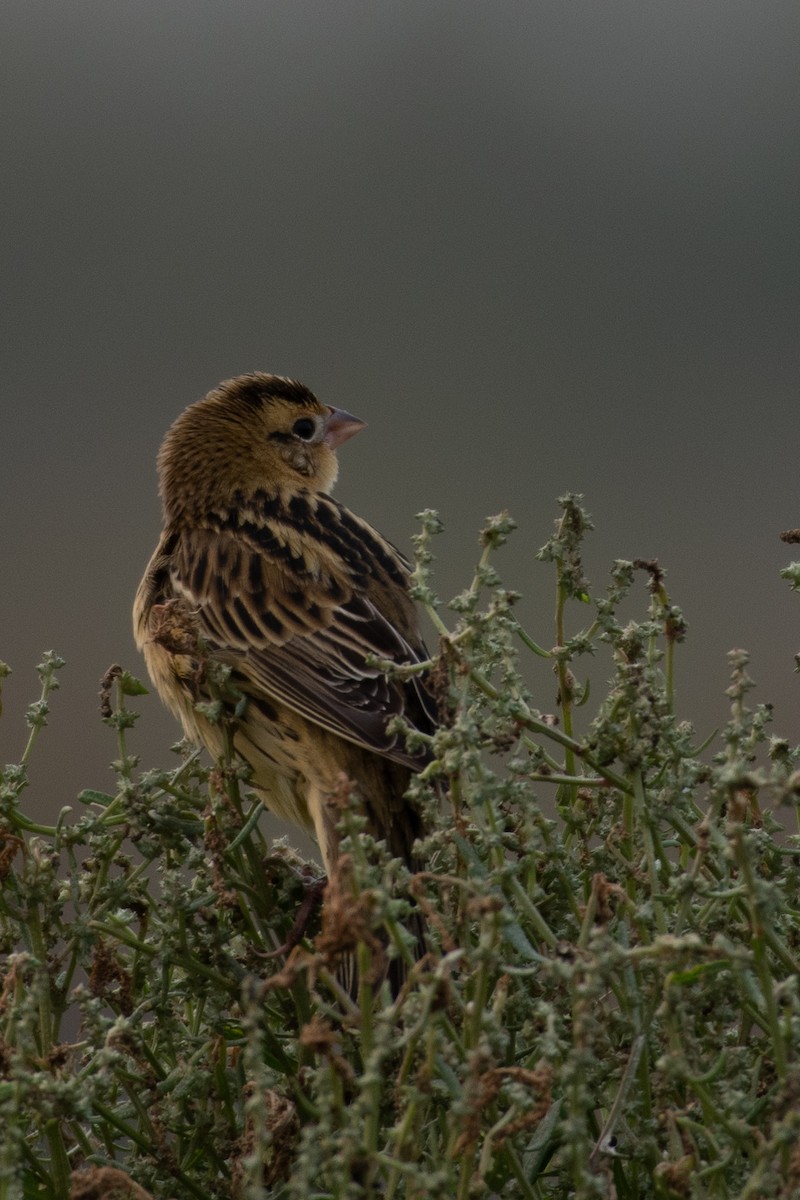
[169, 507, 436, 765]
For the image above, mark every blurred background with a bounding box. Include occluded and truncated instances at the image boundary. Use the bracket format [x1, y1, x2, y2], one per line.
[2, 1, 799, 831]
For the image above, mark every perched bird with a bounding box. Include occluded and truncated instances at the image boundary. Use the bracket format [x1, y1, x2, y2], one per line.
[133, 373, 436, 877]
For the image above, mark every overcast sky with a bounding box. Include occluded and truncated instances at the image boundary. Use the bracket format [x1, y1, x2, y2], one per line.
[3, 1, 800, 826]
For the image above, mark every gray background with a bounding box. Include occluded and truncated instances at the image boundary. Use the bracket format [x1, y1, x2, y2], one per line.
[2, 1, 799, 829]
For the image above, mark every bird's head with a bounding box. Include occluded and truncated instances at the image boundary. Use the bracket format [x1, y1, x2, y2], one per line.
[157, 373, 366, 522]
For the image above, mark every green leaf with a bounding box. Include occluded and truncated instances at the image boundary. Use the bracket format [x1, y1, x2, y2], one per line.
[77, 789, 116, 807]
[119, 671, 149, 696]
[502, 918, 540, 962]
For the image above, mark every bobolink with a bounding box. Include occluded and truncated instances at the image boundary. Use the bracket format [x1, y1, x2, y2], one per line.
[133, 373, 435, 875]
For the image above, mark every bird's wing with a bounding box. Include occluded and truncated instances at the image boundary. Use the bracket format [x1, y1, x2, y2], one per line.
[168, 515, 436, 765]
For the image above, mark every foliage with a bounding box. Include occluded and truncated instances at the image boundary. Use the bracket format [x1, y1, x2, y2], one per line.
[3, 495, 800, 1199]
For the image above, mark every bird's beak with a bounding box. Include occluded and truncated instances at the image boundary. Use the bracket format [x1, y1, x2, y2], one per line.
[323, 406, 367, 448]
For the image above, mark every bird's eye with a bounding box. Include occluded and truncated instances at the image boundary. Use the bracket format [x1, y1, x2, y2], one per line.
[292, 417, 316, 441]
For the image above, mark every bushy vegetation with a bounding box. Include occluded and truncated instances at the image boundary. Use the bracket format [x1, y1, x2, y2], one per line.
[3, 495, 800, 1199]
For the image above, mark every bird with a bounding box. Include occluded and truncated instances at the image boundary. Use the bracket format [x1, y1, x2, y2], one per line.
[133, 373, 436, 884]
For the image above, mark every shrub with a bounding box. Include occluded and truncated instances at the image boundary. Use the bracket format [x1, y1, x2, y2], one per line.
[2, 495, 800, 1199]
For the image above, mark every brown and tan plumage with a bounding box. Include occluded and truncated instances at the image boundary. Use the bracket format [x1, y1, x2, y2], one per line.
[133, 373, 435, 876]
